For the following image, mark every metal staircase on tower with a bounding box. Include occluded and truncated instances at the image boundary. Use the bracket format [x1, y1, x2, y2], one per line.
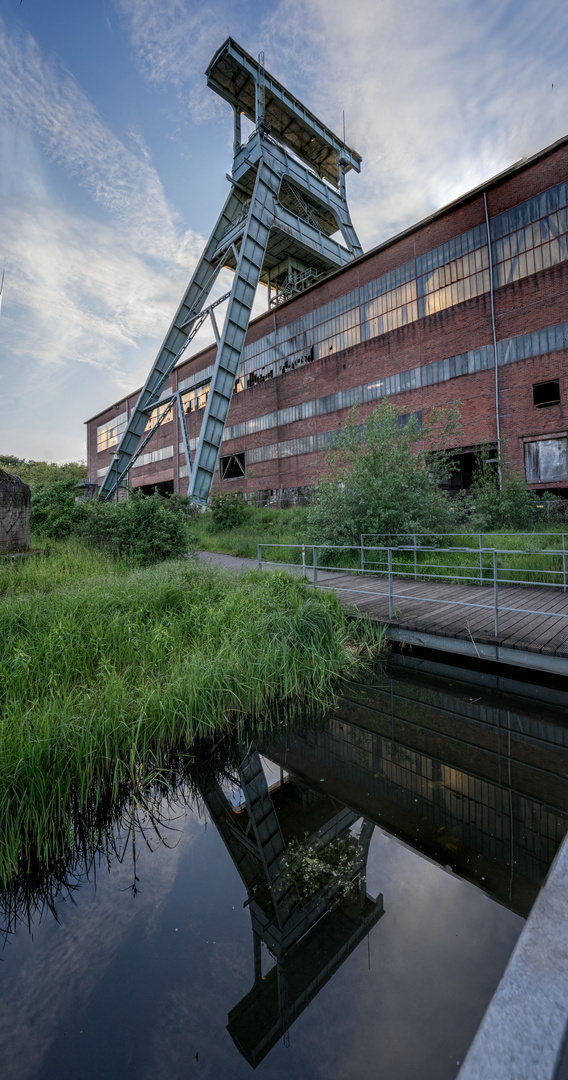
[99, 37, 363, 503]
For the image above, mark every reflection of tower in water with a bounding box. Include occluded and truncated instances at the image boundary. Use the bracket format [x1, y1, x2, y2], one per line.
[200, 749, 384, 1068]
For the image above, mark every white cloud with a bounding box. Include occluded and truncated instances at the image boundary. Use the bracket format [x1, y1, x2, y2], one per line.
[260, 0, 568, 246]
[113, 0, 231, 120]
[0, 17, 202, 266]
[115, 0, 568, 248]
[0, 121, 194, 459]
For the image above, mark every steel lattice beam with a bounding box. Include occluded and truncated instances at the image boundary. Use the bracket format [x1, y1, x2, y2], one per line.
[99, 39, 362, 504]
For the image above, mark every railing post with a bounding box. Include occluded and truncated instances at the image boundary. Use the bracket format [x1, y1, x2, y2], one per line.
[413, 533, 417, 581]
[302, 543, 306, 579]
[313, 545, 318, 589]
[563, 534, 567, 593]
[479, 534, 483, 585]
[493, 549, 499, 638]
[258, 543, 262, 570]
[388, 547, 393, 619]
[361, 534, 364, 573]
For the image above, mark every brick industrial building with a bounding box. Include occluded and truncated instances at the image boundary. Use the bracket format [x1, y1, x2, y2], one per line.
[86, 135, 568, 502]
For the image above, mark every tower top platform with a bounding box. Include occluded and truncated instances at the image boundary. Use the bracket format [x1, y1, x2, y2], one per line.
[206, 37, 362, 185]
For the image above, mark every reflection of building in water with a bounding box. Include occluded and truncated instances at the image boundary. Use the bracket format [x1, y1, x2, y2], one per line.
[264, 666, 568, 917]
[200, 749, 383, 1068]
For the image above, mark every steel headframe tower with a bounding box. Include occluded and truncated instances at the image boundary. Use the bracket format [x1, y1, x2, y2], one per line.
[99, 38, 363, 504]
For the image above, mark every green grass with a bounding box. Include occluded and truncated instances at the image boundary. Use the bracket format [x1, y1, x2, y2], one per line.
[0, 539, 383, 888]
[191, 503, 311, 561]
[190, 507, 568, 585]
[0, 537, 131, 597]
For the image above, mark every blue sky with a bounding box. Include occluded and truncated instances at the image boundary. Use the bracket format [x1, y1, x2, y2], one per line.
[1, 0, 568, 462]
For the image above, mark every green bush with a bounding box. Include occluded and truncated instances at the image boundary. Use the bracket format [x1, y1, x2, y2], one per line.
[30, 478, 87, 538]
[468, 447, 554, 530]
[31, 480, 190, 566]
[81, 490, 189, 566]
[307, 401, 462, 546]
[209, 490, 250, 531]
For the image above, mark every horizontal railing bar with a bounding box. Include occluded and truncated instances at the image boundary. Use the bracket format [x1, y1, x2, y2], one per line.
[309, 583, 568, 620]
[309, 565, 568, 589]
[260, 542, 566, 555]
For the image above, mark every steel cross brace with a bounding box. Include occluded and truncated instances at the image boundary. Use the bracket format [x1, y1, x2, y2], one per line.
[100, 134, 361, 503]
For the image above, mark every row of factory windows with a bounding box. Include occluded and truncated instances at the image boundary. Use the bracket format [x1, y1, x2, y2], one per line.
[97, 444, 173, 477]
[97, 313, 567, 480]
[221, 318, 566, 444]
[101, 425, 566, 489]
[215, 430, 567, 487]
[232, 178, 568, 386]
[96, 390, 174, 453]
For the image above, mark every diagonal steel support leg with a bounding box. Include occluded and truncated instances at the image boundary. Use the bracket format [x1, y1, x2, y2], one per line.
[188, 153, 281, 503]
[98, 185, 248, 500]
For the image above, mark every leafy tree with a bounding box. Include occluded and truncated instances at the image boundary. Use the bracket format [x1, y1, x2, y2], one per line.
[0, 455, 86, 493]
[307, 401, 462, 545]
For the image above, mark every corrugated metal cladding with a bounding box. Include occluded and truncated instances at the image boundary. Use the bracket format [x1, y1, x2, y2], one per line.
[88, 138, 568, 498]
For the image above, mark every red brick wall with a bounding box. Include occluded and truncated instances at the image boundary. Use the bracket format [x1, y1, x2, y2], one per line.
[86, 139, 568, 496]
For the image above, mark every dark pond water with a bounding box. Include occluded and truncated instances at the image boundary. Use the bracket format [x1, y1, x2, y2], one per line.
[2, 654, 568, 1080]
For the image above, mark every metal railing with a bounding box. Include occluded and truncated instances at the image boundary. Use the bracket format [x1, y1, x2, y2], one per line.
[360, 532, 568, 587]
[257, 540, 568, 639]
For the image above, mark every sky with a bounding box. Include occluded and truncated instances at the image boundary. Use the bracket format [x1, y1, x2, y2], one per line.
[1, 0, 568, 462]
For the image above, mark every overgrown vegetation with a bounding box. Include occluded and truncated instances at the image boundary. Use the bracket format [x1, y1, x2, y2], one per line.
[190, 501, 311, 560]
[468, 445, 558, 530]
[0, 454, 86, 492]
[0, 541, 384, 886]
[306, 401, 463, 547]
[209, 490, 251, 531]
[31, 483, 189, 565]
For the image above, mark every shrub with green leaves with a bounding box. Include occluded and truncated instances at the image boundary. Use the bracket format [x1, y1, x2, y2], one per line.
[307, 400, 462, 545]
[81, 490, 189, 566]
[30, 478, 87, 538]
[209, 490, 250, 531]
[468, 447, 554, 530]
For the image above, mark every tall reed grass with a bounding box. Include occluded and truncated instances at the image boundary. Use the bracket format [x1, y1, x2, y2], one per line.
[0, 542, 383, 887]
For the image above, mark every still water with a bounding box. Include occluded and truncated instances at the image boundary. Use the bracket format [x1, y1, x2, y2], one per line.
[1, 654, 567, 1080]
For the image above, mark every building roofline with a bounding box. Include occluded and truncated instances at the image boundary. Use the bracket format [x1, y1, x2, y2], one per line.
[270, 130, 568, 310]
[85, 131, 568, 427]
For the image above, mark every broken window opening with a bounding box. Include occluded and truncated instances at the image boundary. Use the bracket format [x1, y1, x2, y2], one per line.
[220, 452, 246, 480]
[533, 380, 560, 408]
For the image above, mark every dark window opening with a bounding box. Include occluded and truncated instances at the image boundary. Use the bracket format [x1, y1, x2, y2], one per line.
[220, 452, 246, 480]
[533, 380, 560, 408]
[137, 480, 174, 497]
[397, 410, 423, 430]
[440, 447, 497, 491]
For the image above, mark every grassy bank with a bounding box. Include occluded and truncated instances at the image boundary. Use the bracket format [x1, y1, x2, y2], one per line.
[0, 540, 383, 886]
[190, 503, 310, 560]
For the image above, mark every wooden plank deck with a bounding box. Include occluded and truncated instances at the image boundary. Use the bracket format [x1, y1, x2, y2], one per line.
[312, 568, 568, 663]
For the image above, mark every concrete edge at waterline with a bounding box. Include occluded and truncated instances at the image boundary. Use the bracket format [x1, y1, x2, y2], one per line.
[457, 830, 568, 1080]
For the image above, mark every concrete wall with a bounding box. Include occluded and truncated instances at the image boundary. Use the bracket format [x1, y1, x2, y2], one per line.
[0, 470, 31, 552]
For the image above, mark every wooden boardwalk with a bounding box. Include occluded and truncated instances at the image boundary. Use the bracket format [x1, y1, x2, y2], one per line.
[196, 552, 568, 676]
[312, 568, 568, 673]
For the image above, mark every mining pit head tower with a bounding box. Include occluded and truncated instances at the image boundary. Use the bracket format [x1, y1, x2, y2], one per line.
[99, 37, 362, 503]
